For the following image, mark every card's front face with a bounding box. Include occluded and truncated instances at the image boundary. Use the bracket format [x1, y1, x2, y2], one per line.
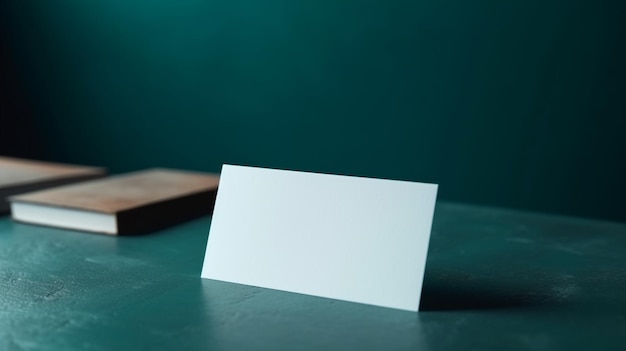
[201, 165, 438, 312]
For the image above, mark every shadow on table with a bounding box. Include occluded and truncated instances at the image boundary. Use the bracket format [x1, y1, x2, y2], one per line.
[419, 271, 551, 312]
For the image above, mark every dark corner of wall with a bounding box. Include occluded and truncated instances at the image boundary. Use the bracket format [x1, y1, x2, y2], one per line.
[0, 8, 44, 159]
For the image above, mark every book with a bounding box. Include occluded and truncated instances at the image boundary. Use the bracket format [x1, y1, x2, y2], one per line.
[0, 156, 106, 213]
[10, 168, 220, 235]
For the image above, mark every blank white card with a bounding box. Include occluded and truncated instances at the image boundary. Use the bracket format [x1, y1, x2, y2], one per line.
[201, 165, 438, 312]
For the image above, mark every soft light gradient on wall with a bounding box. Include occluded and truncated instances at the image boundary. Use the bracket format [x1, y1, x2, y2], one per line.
[1, 0, 624, 221]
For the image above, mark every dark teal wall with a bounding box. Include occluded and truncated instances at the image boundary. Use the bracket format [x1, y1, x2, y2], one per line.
[2, 0, 625, 221]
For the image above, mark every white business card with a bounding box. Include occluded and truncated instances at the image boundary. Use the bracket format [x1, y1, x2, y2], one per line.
[201, 165, 438, 312]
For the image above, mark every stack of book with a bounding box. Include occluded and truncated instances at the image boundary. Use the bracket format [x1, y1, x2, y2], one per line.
[1, 156, 220, 235]
[0, 156, 105, 212]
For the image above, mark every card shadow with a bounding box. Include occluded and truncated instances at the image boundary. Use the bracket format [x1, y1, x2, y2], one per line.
[419, 271, 552, 312]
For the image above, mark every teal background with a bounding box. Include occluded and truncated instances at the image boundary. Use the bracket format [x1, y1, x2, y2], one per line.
[1, 0, 625, 222]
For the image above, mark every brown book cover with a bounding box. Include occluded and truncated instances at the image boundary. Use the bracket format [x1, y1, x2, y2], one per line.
[10, 168, 220, 235]
[0, 156, 106, 212]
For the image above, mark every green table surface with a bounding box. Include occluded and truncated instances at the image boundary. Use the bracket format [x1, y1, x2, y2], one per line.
[1, 202, 625, 350]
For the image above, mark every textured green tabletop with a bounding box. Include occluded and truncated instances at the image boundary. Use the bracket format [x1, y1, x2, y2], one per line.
[1, 203, 625, 350]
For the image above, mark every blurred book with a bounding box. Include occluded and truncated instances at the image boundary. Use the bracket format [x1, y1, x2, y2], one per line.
[0, 156, 106, 213]
[10, 168, 220, 235]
